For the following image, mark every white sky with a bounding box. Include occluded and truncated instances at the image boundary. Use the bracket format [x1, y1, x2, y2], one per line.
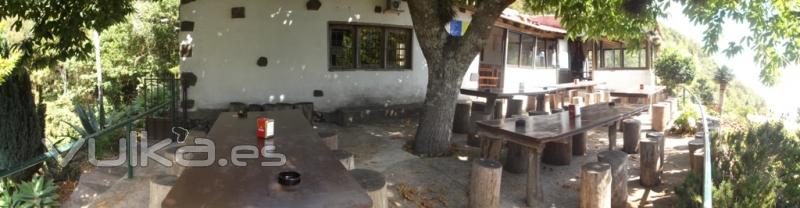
[660, 3, 800, 120]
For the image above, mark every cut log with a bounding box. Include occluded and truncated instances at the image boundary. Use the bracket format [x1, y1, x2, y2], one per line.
[573, 133, 587, 155]
[597, 150, 629, 208]
[622, 119, 641, 154]
[691, 148, 705, 176]
[639, 137, 661, 187]
[480, 136, 504, 161]
[539, 94, 551, 113]
[471, 101, 486, 112]
[350, 169, 387, 208]
[453, 101, 472, 134]
[469, 158, 503, 208]
[318, 131, 338, 150]
[505, 143, 528, 173]
[332, 150, 354, 170]
[646, 132, 665, 172]
[550, 93, 563, 111]
[493, 100, 504, 119]
[149, 174, 177, 208]
[506, 99, 525, 117]
[572, 96, 585, 107]
[651, 103, 667, 132]
[580, 162, 612, 208]
[603, 91, 612, 103]
[688, 139, 704, 168]
[542, 138, 572, 166]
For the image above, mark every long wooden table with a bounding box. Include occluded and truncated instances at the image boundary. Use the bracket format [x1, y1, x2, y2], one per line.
[476, 104, 647, 206]
[610, 85, 666, 109]
[162, 110, 372, 207]
[460, 81, 602, 115]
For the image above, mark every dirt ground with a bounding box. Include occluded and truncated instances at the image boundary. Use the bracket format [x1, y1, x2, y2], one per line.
[319, 113, 693, 208]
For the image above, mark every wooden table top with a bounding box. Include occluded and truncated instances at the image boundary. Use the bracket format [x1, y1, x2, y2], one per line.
[476, 104, 647, 147]
[610, 86, 666, 97]
[547, 81, 603, 91]
[162, 110, 372, 208]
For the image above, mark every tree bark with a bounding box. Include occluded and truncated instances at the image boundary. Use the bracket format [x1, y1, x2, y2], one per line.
[408, 0, 512, 156]
[0, 67, 45, 182]
[718, 86, 726, 114]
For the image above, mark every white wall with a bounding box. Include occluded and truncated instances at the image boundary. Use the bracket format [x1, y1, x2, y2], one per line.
[593, 70, 655, 90]
[180, 0, 463, 112]
[502, 68, 559, 92]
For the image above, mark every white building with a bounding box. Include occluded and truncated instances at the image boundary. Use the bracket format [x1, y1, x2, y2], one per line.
[178, 0, 656, 115]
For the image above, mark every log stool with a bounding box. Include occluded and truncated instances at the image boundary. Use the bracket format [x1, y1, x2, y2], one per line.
[467, 112, 493, 147]
[506, 99, 525, 118]
[542, 138, 572, 166]
[453, 101, 472, 134]
[505, 143, 528, 173]
[471, 101, 486, 112]
[550, 93, 563, 111]
[597, 150, 629, 208]
[688, 139, 704, 173]
[580, 162, 612, 208]
[318, 131, 338, 150]
[651, 103, 667, 132]
[691, 148, 705, 176]
[469, 158, 502, 208]
[493, 100, 505, 119]
[350, 169, 387, 208]
[573, 133, 587, 156]
[539, 94, 552, 113]
[622, 119, 641, 154]
[149, 174, 177, 208]
[646, 132, 665, 172]
[332, 150, 354, 170]
[639, 137, 661, 187]
[603, 91, 612, 103]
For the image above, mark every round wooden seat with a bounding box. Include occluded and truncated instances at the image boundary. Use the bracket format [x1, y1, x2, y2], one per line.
[150, 174, 177, 208]
[332, 150, 354, 170]
[350, 169, 387, 208]
[317, 131, 338, 150]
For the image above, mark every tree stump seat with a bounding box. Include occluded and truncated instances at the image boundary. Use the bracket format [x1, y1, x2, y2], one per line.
[597, 150, 628, 208]
[580, 162, 612, 208]
[317, 131, 338, 150]
[542, 137, 572, 166]
[639, 137, 661, 187]
[350, 169, 387, 208]
[469, 158, 502, 208]
[332, 150, 354, 170]
[622, 119, 641, 154]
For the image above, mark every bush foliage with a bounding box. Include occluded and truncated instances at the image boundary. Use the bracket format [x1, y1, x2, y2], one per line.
[655, 50, 696, 95]
[676, 122, 800, 207]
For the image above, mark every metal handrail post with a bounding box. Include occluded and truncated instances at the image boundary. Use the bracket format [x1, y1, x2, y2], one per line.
[126, 124, 134, 179]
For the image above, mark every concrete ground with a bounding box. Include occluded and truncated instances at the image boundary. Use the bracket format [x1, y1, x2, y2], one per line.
[65, 114, 692, 208]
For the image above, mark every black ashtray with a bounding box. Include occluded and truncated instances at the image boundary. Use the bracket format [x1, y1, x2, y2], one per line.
[278, 171, 301, 186]
[237, 109, 247, 118]
[608, 102, 616, 107]
[515, 118, 527, 127]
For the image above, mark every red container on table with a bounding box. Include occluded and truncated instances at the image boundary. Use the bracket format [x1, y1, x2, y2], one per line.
[257, 117, 268, 139]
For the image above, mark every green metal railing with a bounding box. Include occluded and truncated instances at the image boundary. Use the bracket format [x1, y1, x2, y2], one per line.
[0, 102, 170, 180]
[682, 87, 714, 208]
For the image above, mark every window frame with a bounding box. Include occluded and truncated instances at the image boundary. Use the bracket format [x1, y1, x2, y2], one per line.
[328, 22, 413, 71]
[504, 29, 558, 69]
[596, 43, 648, 70]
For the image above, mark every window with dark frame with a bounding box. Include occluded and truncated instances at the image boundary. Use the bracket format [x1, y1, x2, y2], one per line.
[598, 47, 647, 69]
[505, 31, 558, 69]
[329, 23, 412, 70]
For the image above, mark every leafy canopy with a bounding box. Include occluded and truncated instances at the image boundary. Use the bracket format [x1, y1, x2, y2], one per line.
[655, 50, 697, 94]
[519, 0, 799, 86]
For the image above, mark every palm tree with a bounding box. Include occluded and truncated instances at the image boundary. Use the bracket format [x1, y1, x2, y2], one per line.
[714, 65, 735, 114]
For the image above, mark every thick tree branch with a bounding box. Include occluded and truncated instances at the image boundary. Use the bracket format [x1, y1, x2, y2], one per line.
[456, 0, 513, 67]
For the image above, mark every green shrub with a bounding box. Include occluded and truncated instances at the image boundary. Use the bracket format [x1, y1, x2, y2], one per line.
[0, 175, 60, 207]
[672, 108, 699, 135]
[655, 50, 697, 95]
[675, 122, 800, 207]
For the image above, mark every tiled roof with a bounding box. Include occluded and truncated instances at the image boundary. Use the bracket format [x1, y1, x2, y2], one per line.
[499, 9, 566, 34]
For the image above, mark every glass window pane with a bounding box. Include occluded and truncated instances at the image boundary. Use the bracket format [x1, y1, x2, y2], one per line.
[623, 49, 645, 68]
[520, 35, 534, 67]
[506, 32, 520, 65]
[535, 39, 547, 67]
[603, 49, 621, 68]
[330, 27, 354, 68]
[358, 27, 383, 68]
[387, 29, 411, 68]
[546, 40, 557, 68]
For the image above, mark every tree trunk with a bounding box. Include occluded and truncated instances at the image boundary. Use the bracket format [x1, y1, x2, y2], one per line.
[718, 86, 726, 114]
[0, 67, 45, 182]
[413, 62, 463, 156]
[407, 0, 512, 156]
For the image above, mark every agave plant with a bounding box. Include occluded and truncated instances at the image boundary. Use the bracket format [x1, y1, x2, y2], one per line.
[62, 101, 126, 138]
[10, 175, 60, 207]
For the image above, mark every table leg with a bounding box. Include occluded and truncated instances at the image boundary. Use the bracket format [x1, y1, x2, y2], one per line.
[526, 144, 545, 207]
[608, 121, 617, 151]
[485, 97, 497, 115]
[480, 134, 504, 161]
[535, 94, 545, 112]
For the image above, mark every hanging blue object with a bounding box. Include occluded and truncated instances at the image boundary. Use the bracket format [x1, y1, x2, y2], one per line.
[448, 20, 469, 37]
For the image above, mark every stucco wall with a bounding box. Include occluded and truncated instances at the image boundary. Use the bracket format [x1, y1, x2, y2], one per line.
[593, 69, 655, 90]
[180, 0, 473, 112]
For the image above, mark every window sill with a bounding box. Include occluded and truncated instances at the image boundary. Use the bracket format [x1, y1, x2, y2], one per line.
[329, 68, 413, 72]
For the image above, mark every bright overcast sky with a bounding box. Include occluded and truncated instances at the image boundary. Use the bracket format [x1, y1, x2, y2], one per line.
[659, 3, 800, 120]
